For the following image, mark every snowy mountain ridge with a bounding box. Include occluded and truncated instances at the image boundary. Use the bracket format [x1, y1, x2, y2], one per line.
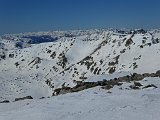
[0, 28, 160, 101]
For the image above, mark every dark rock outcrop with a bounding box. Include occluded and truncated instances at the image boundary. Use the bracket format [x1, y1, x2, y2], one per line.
[53, 70, 160, 96]
[0, 100, 10, 103]
[134, 82, 143, 87]
[9, 54, 14, 58]
[143, 84, 158, 89]
[125, 38, 133, 47]
[109, 67, 116, 74]
[14, 96, 33, 101]
[50, 52, 56, 59]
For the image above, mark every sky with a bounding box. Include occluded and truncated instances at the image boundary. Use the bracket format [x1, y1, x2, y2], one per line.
[0, 0, 160, 34]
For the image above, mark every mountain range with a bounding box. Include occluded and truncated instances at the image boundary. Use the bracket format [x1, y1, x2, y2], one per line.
[0, 29, 160, 120]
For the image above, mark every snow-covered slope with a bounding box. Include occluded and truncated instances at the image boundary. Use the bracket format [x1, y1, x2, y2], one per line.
[0, 77, 160, 120]
[0, 29, 160, 101]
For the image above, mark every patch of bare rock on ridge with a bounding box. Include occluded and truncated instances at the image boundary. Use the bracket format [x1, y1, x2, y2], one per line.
[53, 70, 160, 96]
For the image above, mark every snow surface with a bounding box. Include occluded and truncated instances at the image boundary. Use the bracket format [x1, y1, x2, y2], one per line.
[0, 77, 160, 120]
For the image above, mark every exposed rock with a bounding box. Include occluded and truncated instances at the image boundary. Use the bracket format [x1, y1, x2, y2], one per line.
[136, 29, 147, 34]
[52, 66, 58, 72]
[131, 73, 144, 81]
[45, 79, 54, 88]
[53, 78, 122, 96]
[109, 67, 116, 74]
[86, 61, 94, 70]
[140, 45, 143, 48]
[133, 62, 138, 69]
[52, 70, 160, 96]
[108, 56, 119, 66]
[100, 59, 103, 65]
[108, 61, 117, 66]
[53, 87, 72, 96]
[142, 73, 155, 77]
[155, 70, 160, 77]
[15, 62, 20, 67]
[47, 49, 52, 53]
[50, 52, 56, 59]
[14, 96, 33, 101]
[107, 91, 112, 93]
[28, 57, 41, 66]
[39, 97, 45, 99]
[79, 76, 88, 80]
[0, 52, 6, 60]
[120, 49, 126, 53]
[101, 85, 113, 90]
[9, 54, 14, 58]
[129, 85, 140, 90]
[0, 100, 10, 103]
[97, 68, 101, 75]
[93, 67, 99, 74]
[147, 43, 152, 46]
[117, 75, 130, 82]
[125, 38, 133, 47]
[57, 52, 68, 68]
[143, 84, 158, 89]
[78, 56, 94, 70]
[134, 82, 143, 87]
[142, 40, 146, 45]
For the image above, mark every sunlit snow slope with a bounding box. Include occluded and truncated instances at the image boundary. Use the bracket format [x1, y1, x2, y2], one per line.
[0, 29, 160, 101]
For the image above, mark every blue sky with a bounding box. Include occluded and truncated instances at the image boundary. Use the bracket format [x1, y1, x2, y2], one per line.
[0, 0, 160, 34]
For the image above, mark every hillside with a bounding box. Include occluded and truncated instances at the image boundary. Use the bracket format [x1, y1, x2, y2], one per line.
[0, 29, 160, 101]
[1, 78, 160, 120]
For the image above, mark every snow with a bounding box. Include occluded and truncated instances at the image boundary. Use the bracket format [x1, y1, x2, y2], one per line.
[1, 29, 160, 100]
[0, 77, 160, 120]
[1, 29, 160, 120]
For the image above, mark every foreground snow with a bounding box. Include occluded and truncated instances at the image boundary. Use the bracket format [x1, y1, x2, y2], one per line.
[0, 77, 160, 120]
